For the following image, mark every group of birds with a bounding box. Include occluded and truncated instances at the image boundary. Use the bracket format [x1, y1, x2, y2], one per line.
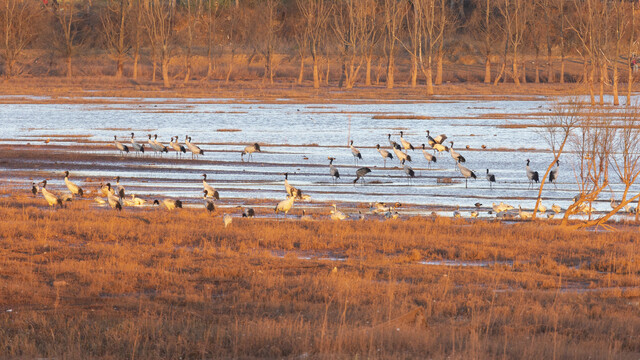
[31, 130, 571, 223]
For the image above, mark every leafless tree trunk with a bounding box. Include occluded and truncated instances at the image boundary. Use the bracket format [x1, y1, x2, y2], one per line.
[102, 0, 129, 79]
[297, 0, 332, 89]
[183, 0, 197, 84]
[435, 0, 446, 85]
[1, 0, 40, 79]
[628, 1, 635, 106]
[145, 0, 174, 87]
[382, 0, 404, 89]
[54, 1, 79, 78]
[204, 0, 220, 80]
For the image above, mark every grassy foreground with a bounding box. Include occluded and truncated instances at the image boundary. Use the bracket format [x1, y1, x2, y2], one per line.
[1, 196, 639, 359]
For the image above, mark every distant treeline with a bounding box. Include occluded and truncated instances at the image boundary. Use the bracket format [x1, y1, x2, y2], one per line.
[1, 0, 638, 100]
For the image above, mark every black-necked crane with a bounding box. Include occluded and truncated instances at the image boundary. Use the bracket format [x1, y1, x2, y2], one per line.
[114, 176, 125, 198]
[330, 204, 347, 220]
[387, 134, 398, 149]
[275, 196, 296, 218]
[421, 144, 436, 168]
[399, 131, 414, 152]
[202, 174, 220, 199]
[242, 208, 255, 218]
[329, 157, 340, 183]
[40, 181, 64, 208]
[148, 134, 162, 155]
[457, 162, 476, 188]
[549, 160, 560, 187]
[169, 136, 187, 157]
[114, 136, 129, 155]
[130, 133, 145, 156]
[204, 190, 216, 213]
[63, 171, 83, 197]
[350, 140, 362, 165]
[376, 144, 393, 168]
[353, 167, 371, 185]
[223, 214, 232, 228]
[101, 183, 115, 197]
[185, 135, 204, 159]
[426, 130, 436, 148]
[401, 159, 415, 183]
[392, 146, 411, 163]
[162, 199, 183, 211]
[153, 135, 169, 155]
[449, 141, 465, 163]
[526, 159, 539, 189]
[241, 143, 261, 162]
[283, 173, 303, 199]
[107, 191, 122, 211]
[485, 169, 496, 189]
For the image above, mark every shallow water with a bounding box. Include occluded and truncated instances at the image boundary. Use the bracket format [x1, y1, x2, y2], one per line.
[2, 95, 639, 218]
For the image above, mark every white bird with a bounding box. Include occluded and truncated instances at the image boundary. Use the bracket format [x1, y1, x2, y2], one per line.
[241, 143, 261, 162]
[275, 196, 296, 217]
[526, 159, 540, 189]
[101, 183, 115, 197]
[330, 204, 348, 220]
[421, 144, 437, 168]
[492, 202, 514, 213]
[114, 176, 125, 198]
[432, 143, 448, 153]
[457, 162, 476, 188]
[350, 140, 362, 165]
[552, 204, 562, 213]
[203, 190, 216, 213]
[518, 205, 532, 220]
[376, 144, 393, 168]
[537, 204, 547, 213]
[202, 174, 220, 199]
[392, 146, 412, 163]
[130, 133, 145, 156]
[449, 141, 465, 163]
[470, 210, 479, 218]
[353, 167, 371, 185]
[549, 160, 560, 187]
[114, 135, 129, 155]
[63, 171, 83, 197]
[399, 131, 414, 152]
[40, 181, 64, 208]
[329, 157, 340, 183]
[485, 169, 496, 190]
[130, 194, 147, 206]
[223, 214, 233, 228]
[185, 135, 204, 159]
[169, 136, 187, 157]
[370, 202, 388, 214]
[94, 196, 107, 205]
[162, 199, 183, 211]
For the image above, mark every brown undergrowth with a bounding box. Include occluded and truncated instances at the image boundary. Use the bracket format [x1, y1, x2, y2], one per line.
[0, 196, 639, 359]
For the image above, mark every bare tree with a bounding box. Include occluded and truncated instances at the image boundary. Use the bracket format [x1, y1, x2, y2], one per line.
[181, 0, 198, 83]
[532, 99, 581, 219]
[54, 0, 80, 78]
[332, 0, 368, 89]
[252, 0, 283, 84]
[0, 0, 41, 79]
[130, 0, 144, 80]
[202, 0, 221, 80]
[628, 1, 636, 106]
[101, 0, 129, 79]
[296, 0, 332, 88]
[221, 3, 245, 84]
[145, 0, 174, 87]
[498, 0, 529, 86]
[382, 0, 405, 89]
[434, 0, 447, 85]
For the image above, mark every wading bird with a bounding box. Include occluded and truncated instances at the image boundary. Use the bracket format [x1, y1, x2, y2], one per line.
[169, 136, 187, 157]
[376, 144, 393, 168]
[283, 173, 303, 199]
[549, 160, 560, 187]
[114, 136, 129, 155]
[202, 174, 220, 199]
[242, 208, 255, 218]
[185, 135, 204, 159]
[63, 171, 83, 197]
[275, 196, 296, 218]
[402, 159, 415, 183]
[421, 144, 436, 168]
[518, 205, 532, 220]
[353, 167, 371, 185]
[449, 141, 465, 163]
[223, 214, 232, 228]
[40, 181, 64, 208]
[399, 131, 414, 152]
[329, 157, 340, 183]
[457, 162, 476, 188]
[114, 176, 125, 198]
[162, 199, 183, 211]
[130, 133, 145, 156]
[350, 140, 362, 165]
[204, 190, 216, 213]
[392, 145, 411, 163]
[153, 135, 168, 155]
[241, 143, 261, 162]
[485, 169, 496, 189]
[526, 159, 540, 189]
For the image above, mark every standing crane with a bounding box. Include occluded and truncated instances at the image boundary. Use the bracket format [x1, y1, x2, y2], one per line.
[399, 131, 414, 152]
[241, 143, 261, 162]
[63, 171, 83, 197]
[421, 144, 436, 168]
[485, 169, 496, 190]
[350, 140, 362, 165]
[353, 167, 371, 185]
[329, 157, 340, 183]
[376, 144, 393, 167]
[114, 135, 129, 155]
[526, 159, 540, 189]
[457, 162, 476, 188]
[549, 160, 560, 187]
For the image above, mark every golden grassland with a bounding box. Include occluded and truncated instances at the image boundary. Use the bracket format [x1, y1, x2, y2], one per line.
[1, 194, 640, 359]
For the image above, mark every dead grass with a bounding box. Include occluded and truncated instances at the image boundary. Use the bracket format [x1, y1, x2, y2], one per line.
[1, 195, 639, 359]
